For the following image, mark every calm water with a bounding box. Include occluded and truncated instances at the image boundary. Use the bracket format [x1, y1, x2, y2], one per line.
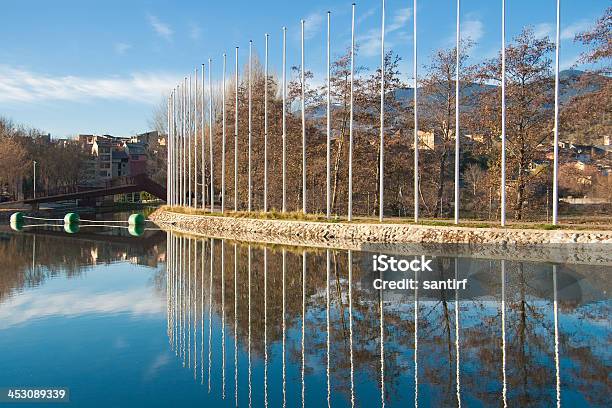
[0, 222, 610, 407]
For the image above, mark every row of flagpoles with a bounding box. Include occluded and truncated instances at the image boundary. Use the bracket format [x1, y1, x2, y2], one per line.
[167, 0, 562, 226]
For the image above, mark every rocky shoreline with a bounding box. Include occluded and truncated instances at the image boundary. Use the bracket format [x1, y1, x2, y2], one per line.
[149, 209, 612, 265]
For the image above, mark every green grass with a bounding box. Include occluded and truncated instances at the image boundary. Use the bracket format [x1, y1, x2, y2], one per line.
[156, 206, 610, 231]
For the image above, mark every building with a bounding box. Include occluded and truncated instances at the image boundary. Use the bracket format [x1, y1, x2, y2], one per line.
[124, 143, 147, 176]
[92, 139, 113, 181]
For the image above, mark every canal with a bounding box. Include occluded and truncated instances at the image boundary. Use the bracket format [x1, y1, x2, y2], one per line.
[0, 219, 609, 407]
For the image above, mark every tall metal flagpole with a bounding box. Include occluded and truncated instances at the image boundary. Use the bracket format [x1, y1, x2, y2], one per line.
[178, 84, 182, 206]
[248, 40, 253, 212]
[222, 54, 227, 214]
[188, 75, 192, 208]
[552, 0, 560, 225]
[414, 0, 419, 223]
[194, 68, 198, 208]
[282, 27, 287, 213]
[173, 88, 177, 206]
[201, 64, 206, 209]
[167, 96, 171, 204]
[326, 12, 331, 220]
[209, 58, 214, 213]
[379, 0, 385, 222]
[171, 90, 175, 205]
[454, 0, 461, 224]
[182, 79, 187, 207]
[348, 4, 355, 221]
[501, 0, 507, 226]
[301, 20, 307, 214]
[235, 47, 239, 212]
[264, 34, 269, 212]
[166, 90, 173, 206]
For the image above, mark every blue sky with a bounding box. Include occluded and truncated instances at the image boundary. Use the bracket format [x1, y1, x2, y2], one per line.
[0, 0, 606, 138]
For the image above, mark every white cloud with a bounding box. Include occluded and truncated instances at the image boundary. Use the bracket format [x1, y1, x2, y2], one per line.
[303, 12, 324, 40]
[147, 14, 173, 40]
[561, 20, 590, 41]
[357, 7, 412, 57]
[114, 42, 132, 55]
[189, 23, 202, 40]
[387, 7, 411, 33]
[0, 287, 163, 329]
[0, 65, 179, 104]
[463, 19, 484, 43]
[356, 6, 377, 25]
[534, 22, 553, 39]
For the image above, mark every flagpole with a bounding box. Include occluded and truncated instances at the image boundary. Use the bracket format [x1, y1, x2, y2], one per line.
[379, 0, 385, 222]
[188, 75, 192, 208]
[348, 4, 355, 221]
[182, 78, 187, 207]
[194, 67, 198, 208]
[301, 19, 307, 214]
[222, 53, 227, 214]
[552, 0, 560, 225]
[326, 11, 331, 219]
[501, 0, 507, 226]
[264, 34, 269, 212]
[235, 47, 239, 212]
[282, 26, 287, 213]
[454, 0, 461, 225]
[208, 58, 214, 213]
[201, 64, 206, 209]
[167, 95, 171, 204]
[248, 40, 253, 212]
[414, 0, 419, 223]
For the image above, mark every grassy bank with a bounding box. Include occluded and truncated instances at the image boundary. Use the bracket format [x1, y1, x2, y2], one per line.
[156, 205, 612, 231]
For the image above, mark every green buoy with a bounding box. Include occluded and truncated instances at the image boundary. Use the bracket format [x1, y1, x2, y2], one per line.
[64, 223, 79, 234]
[64, 212, 80, 224]
[128, 224, 145, 237]
[128, 213, 145, 226]
[10, 219, 24, 232]
[10, 212, 24, 224]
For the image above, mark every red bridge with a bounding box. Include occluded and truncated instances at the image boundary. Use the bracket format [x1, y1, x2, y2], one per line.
[12, 174, 166, 206]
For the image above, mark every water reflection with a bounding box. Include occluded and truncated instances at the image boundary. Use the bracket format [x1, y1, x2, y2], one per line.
[1, 227, 609, 407]
[0, 228, 165, 307]
[165, 232, 610, 407]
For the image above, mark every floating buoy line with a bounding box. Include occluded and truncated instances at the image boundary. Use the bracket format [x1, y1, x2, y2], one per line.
[8, 212, 153, 237]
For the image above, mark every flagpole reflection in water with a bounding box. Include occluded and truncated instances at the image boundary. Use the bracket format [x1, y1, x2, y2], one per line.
[208, 239, 214, 392]
[553, 264, 561, 408]
[188, 238, 191, 368]
[264, 247, 268, 408]
[174, 235, 178, 355]
[221, 240, 226, 399]
[380, 251, 385, 407]
[348, 250, 355, 407]
[248, 245, 252, 408]
[201, 238, 205, 385]
[455, 258, 461, 408]
[193, 238, 198, 380]
[234, 243, 239, 407]
[302, 250, 306, 408]
[501, 260, 507, 408]
[326, 249, 330, 408]
[182, 237, 186, 365]
[282, 249, 287, 408]
[161, 236, 590, 406]
[414, 265, 418, 408]
[166, 235, 170, 343]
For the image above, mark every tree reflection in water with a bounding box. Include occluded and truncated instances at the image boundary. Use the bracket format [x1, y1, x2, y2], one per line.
[5, 228, 607, 407]
[164, 232, 611, 407]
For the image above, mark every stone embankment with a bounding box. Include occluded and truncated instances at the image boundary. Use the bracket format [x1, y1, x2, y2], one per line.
[150, 209, 612, 265]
